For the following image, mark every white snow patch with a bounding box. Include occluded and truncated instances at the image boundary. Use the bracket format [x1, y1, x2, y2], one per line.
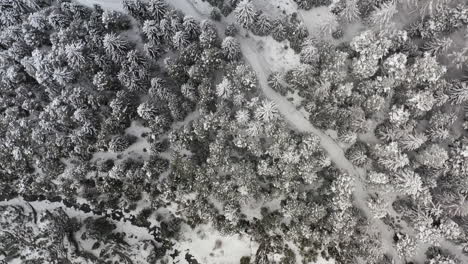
[74, 0, 124, 11]
[254, 0, 298, 17]
[173, 223, 255, 264]
[298, 6, 337, 37]
[250, 35, 301, 73]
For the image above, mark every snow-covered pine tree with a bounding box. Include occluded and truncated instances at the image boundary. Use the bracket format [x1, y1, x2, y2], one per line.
[271, 19, 287, 42]
[399, 132, 427, 151]
[234, 0, 256, 29]
[368, 1, 398, 29]
[255, 100, 278, 122]
[267, 72, 287, 95]
[159, 18, 174, 42]
[182, 16, 201, 40]
[103, 33, 130, 62]
[340, 0, 360, 23]
[143, 42, 162, 60]
[416, 144, 448, 168]
[52, 66, 74, 85]
[252, 13, 272, 36]
[447, 82, 468, 105]
[147, 0, 168, 23]
[216, 77, 233, 99]
[199, 20, 219, 49]
[172, 30, 189, 50]
[64, 42, 86, 70]
[423, 37, 453, 55]
[300, 38, 320, 65]
[221, 36, 241, 61]
[142, 20, 160, 42]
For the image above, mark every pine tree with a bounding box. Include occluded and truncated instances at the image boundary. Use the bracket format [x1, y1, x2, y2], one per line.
[300, 38, 320, 65]
[143, 42, 162, 60]
[423, 37, 453, 55]
[340, 0, 360, 23]
[181, 83, 197, 101]
[267, 72, 287, 95]
[222, 36, 241, 61]
[93, 71, 114, 91]
[28, 12, 49, 31]
[447, 82, 468, 105]
[172, 31, 189, 50]
[216, 77, 233, 99]
[252, 13, 272, 36]
[235, 109, 250, 124]
[52, 67, 74, 85]
[101, 10, 131, 31]
[272, 20, 287, 42]
[137, 101, 160, 120]
[395, 169, 423, 197]
[183, 16, 201, 40]
[109, 135, 134, 152]
[159, 18, 174, 42]
[64, 42, 86, 70]
[147, 0, 168, 23]
[123, 0, 148, 21]
[199, 20, 219, 48]
[416, 144, 448, 168]
[399, 133, 427, 151]
[234, 0, 256, 29]
[142, 20, 159, 42]
[368, 1, 398, 28]
[255, 100, 278, 122]
[103, 33, 130, 62]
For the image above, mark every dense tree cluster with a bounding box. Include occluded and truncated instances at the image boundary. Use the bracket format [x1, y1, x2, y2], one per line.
[1, 0, 468, 263]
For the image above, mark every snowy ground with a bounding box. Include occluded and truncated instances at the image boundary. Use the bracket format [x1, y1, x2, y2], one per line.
[173, 223, 255, 264]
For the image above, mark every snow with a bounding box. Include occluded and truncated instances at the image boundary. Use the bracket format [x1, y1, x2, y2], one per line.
[298, 6, 337, 37]
[250, 35, 302, 72]
[172, 223, 255, 264]
[74, 0, 121, 10]
[74, 0, 124, 11]
[253, 0, 298, 17]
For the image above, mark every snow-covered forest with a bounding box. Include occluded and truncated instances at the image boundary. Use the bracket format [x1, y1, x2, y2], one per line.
[0, 0, 468, 263]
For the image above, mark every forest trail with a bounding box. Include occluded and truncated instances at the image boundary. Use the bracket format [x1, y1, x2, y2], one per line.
[170, 0, 362, 180]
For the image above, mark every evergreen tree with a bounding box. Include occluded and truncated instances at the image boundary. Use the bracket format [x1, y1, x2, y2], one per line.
[172, 30, 189, 50]
[147, 0, 168, 23]
[234, 0, 256, 29]
[182, 16, 201, 40]
[252, 13, 272, 36]
[103, 33, 130, 62]
[222, 36, 241, 61]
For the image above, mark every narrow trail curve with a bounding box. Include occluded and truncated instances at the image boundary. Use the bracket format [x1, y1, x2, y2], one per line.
[170, 0, 361, 180]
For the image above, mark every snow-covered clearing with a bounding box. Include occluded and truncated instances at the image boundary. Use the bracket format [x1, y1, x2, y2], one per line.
[298, 6, 338, 38]
[253, 0, 298, 16]
[75, 0, 124, 11]
[172, 223, 255, 264]
[250, 35, 301, 73]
